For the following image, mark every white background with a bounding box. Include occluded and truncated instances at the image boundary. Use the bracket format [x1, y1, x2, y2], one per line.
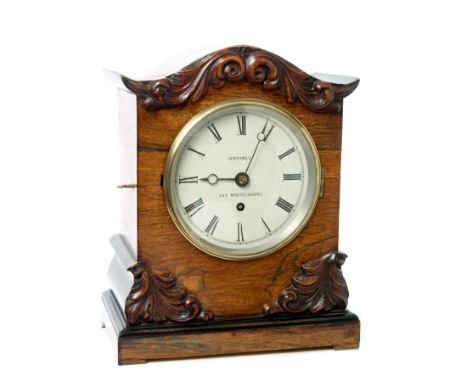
[1, 0, 467, 380]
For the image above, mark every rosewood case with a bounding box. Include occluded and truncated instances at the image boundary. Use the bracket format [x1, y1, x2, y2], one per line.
[102, 46, 360, 364]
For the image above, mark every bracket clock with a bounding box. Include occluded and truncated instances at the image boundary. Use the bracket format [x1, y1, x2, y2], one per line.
[101, 46, 360, 365]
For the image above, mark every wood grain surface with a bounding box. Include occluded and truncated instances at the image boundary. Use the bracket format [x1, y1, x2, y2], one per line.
[117, 312, 360, 364]
[135, 81, 343, 318]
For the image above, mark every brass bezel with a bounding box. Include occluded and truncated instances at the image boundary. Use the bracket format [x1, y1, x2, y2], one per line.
[163, 99, 321, 261]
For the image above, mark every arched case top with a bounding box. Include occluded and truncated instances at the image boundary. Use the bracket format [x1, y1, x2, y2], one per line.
[118, 45, 359, 114]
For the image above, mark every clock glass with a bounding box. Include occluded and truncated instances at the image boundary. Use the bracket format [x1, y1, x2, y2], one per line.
[164, 99, 321, 260]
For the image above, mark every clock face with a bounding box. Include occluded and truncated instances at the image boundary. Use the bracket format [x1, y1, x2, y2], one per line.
[164, 99, 321, 260]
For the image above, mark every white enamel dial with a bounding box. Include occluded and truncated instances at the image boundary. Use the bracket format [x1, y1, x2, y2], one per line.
[164, 100, 321, 260]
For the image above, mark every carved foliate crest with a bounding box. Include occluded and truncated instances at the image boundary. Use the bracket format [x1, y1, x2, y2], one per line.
[122, 46, 358, 113]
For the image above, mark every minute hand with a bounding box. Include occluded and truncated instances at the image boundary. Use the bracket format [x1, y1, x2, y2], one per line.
[244, 121, 275, 174]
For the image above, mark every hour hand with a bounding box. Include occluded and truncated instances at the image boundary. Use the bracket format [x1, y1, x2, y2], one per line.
[200, 174, 235, 185]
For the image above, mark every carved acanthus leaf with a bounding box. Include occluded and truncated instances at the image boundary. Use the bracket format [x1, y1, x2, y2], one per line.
[121, 46, 358, 113]
[125, 262, 213, 326]
[263, 252, 349, 316]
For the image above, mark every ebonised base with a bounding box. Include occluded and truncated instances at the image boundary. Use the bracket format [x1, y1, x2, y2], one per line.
[102, 289, 360, 365]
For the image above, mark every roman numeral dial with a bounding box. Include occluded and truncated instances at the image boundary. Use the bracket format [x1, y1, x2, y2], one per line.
[278, 147, 295, 160]
[283, 173, 302, 181]
[237, 115, 246, 135]
[179, 175, 198, 184]
[261, 217, 271, 235]
[168, 101, 320, 260]
[237, 223, 245, 242]
[276, 197, 294, 213]
[207, 123, 222, 142]
[184, 198, 204, 217]
[205, 215, 220, 235]
[186, 146, 205, 158]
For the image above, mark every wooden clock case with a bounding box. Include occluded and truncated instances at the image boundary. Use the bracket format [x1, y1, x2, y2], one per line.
[101, 46, 360, 365]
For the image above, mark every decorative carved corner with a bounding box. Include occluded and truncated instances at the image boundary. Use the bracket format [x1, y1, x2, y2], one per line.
[125, 262, 214, 326]
[263, 252, 349, 316]
[121, 46, 358, 113]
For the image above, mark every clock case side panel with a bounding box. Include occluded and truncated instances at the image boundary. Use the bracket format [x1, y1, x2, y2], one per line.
[103, 89, 139, 338]
[135, 81, 344, 318]
[102, 90, 138, 321]
[117, 89, 138, 256]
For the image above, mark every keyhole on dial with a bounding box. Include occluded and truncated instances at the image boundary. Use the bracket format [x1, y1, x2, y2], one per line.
[236, 202, 245, 211]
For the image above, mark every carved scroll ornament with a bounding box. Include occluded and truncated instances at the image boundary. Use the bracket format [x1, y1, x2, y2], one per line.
[263, 252, 349, 316]
[125, 262, 213, 326]
[122, 46, 358, 113]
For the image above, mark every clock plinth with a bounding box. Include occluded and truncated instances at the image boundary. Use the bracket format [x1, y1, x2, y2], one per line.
[103, 46, 360, 364]
[103, 290, 359, 365]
